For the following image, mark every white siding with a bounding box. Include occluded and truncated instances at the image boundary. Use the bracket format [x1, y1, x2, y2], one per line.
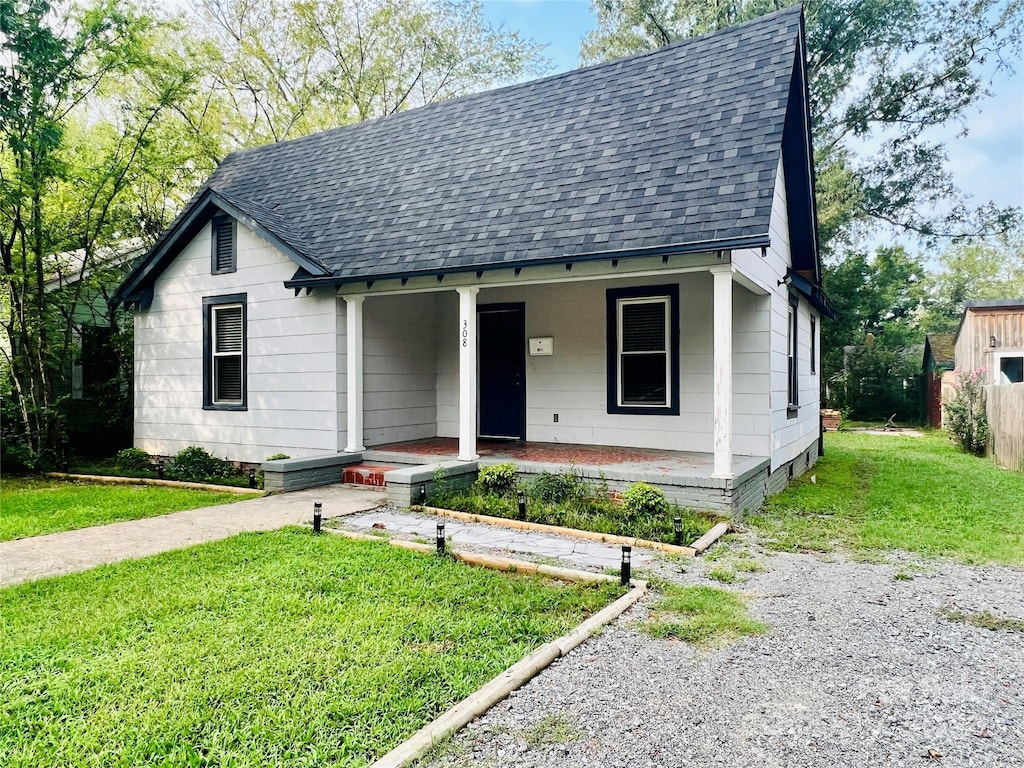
[733, 157, 821, 469]
[134, 221, 339, 462]
[362, 294, 437, 445]
[435, 273, 769, 456]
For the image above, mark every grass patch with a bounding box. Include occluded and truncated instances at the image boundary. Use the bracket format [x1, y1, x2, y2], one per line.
[643, 584, 768, 646]
[0, 529, 621, 767]
[522, 714, 584, 748]
[0, 478, 257, 541]
[748, 431, 1024, 566]
[707, 568, 737, 583]
[941, 608, 1024, 633]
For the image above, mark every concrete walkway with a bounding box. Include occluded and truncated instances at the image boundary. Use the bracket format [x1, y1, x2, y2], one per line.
[344, 509, 653, 570]
[0, 485, 385, 587]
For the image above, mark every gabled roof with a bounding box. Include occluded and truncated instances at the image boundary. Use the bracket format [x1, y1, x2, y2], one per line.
[923, 333, 955, 370]
[953, 298, 1024, 344]
[113, 6, 818, 305]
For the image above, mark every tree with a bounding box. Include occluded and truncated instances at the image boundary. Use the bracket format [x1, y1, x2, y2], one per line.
[821, 245, 927, 376]
[176, 0, 548, 162]
[1, 0, 194, 463]
[922, 230, 1024, 332]
[581, 0, 1023, 250]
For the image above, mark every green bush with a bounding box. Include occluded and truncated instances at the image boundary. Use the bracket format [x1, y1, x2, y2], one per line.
[166, 446, 235, 482]
[945, 368, 990, 456]
[622, 482, 668, 520]
[528, 468, 591, 504]
[476, 463, 519, 496]
[115, 448, 151, 472]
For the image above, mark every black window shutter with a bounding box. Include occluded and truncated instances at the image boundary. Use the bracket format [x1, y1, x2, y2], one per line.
[214, 219, 235, 272]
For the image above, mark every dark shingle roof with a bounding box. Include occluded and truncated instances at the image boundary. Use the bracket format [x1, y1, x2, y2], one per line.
[924, 333, 956, 369]
[114, 7, 810, 301]
[213, 7, 801, 278]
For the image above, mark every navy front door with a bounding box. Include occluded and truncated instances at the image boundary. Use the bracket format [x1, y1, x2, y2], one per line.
[478, 303, 526, 439]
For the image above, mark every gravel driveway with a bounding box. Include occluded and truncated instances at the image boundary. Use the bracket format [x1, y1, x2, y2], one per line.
[419, 537, 1024, 768]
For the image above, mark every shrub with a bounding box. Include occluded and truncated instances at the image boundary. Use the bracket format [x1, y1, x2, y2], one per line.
[476, 463, 519, 495]
[945, 368, 990, 456]
[622, 482, 668, 520]
[528, 467, 591, 504]
[166, 446, 235, 482]
[115, 448, 151, 472]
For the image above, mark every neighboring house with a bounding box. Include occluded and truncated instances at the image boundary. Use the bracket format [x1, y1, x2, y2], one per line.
[112, 8, 834, 510]
[953, 300, 1024, 385]
[922, 333, 955, 427]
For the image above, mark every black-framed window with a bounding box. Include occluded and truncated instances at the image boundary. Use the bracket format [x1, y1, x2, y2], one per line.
[211, 216, 236, 274]
[203, 294, 247, 410]
[810, 314, 817, 374]
[606, 285, 679, 415]
[787, 293, 799, 411]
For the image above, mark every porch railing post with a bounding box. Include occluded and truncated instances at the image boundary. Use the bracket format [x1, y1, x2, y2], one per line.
[457, 287, 480, 461]
[711, 265, 734, 478]
[344, 294, 366, 453]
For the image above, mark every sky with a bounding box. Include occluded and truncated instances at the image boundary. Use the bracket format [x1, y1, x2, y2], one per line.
[478, 0, 1024, 236]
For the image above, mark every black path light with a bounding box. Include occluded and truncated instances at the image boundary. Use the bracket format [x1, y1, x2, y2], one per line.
[248, 467, 257, 488]
[157, 460, 165, 479]
[419, 484, 427, 503]
[436, 522, 446, 554]
[673, 517, 683, 546]
[313, 500, 322, 533]
[517, 489, 527, 521]
[620, 545, 632, 586]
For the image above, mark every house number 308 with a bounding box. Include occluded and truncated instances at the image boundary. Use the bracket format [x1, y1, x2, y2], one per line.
[462, 320, 468, 347]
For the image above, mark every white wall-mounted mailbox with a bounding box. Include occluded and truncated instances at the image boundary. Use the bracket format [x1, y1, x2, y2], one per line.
[529, 337, 553, 356]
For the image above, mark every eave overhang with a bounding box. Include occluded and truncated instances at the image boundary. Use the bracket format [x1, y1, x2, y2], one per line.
[282, 234, 771, 292]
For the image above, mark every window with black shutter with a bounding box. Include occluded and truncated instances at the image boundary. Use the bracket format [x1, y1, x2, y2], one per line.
[203, 294, 247, 410]
[211, 216, 236, 274]
[788, 294, 799, 412]
[606, 285, 679, 415]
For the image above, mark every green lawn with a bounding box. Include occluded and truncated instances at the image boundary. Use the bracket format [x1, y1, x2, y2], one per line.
[0, 478, 258, 541]
[0, 530, 621, 767]
[748, 430, 1024, 565]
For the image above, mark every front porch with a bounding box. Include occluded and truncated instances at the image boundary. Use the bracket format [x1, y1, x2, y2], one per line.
[362, 438, 772, 516]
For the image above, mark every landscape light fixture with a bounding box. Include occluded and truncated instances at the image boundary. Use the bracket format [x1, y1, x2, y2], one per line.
[248, 468, 256, 488]
[517, 489, 527, 521]
[436, 522, 446, 554]
[620, 545, 632, 586]
[673, 517, 683, 546]
[157, 460, 164, 479]
[313, 500, 322, 533]
[419, 484, 427, 503]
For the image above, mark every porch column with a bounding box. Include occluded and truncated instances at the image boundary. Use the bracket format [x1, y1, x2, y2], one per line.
[344, 295, 365, 453]
[457, 286, 479, 461]
[710, 265, 734, 478]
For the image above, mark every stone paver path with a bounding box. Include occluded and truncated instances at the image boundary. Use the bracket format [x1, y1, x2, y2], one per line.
[0, 485, 385, 587]
[344, 509, 653, 570]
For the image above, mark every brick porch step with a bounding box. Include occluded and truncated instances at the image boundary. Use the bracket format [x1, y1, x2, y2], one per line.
[343, 464, 398, 487]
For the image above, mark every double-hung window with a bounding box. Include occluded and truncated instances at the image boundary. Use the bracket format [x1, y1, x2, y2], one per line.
[203, 294, 247, 410]
[787, 293, 799, 412]
[606, 285, 679, 415]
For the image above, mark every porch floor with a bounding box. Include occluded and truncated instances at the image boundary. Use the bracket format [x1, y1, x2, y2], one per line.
[365, 437, 767, 483]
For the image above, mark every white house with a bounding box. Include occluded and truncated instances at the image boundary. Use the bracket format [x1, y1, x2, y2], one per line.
[112, 8, 834, 513]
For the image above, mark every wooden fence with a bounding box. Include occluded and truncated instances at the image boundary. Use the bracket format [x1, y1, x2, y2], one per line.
[985, 382, 1024, 472]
